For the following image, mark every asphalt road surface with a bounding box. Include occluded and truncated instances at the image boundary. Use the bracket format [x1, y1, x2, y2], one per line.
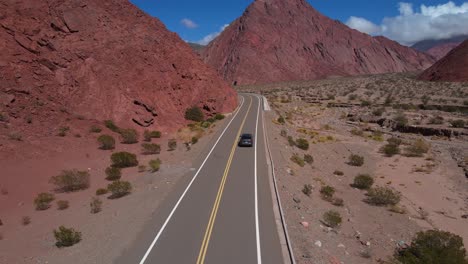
[117, 94, 283, 264]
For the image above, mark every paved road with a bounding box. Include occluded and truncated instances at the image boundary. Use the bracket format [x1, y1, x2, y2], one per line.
[117, 94, 283, 264]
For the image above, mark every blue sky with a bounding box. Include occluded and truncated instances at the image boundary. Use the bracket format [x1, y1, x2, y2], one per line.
[130, 0, 468, 45]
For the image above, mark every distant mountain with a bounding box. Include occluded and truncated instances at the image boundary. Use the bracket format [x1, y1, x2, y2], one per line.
[419, 40, 468, 82]
[188, 43, 205, 55]
[202, 0, 435, 85]
[412, 35, 468, 60]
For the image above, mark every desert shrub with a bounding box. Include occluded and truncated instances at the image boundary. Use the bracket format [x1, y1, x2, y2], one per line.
[50, 170, 90, 192]
[138, 165, 147, 172]
[97, 135, 115, 150]
[104, 120, 119, 132]
[389, 205, 407, 214]
[365, 186, 401, 206]
[333, 170, 344, 176]
[394, 112, 409, 126]
[322, 210, 342, 228]
[107, 181, 132, 199]
[351, 129, 364, 136]
[105, 167, 121, 181]
[149, 159, 161, 172]
[352, 174, 374, 189]
[287, 136, 296, 147]
[168, 139, 177, 151]
[361, 100, 371, 107]
[90, 197, 102, 214]
[96, 188, 108, 196]
[8, 132, 22, 141]
[404, 139, 430, 157]
[320, 185, 335, 200]
[191, 136, 199, 144]
[291, 154, 305, 167]
[111, 152, 138, 168]
[348, 94, 357, 101]
[280, 130, 287, 137]
[295, 138, 309, 150]
[56, 200, 69, 210]
[331, 197, 344, 207]
[90, 125, 102, 133]
[0, 113, 7, 122]
[381, 143, 400, 157]
[428, 116, 444, 125]
[450, 119, 466, 128]
[304, 154, 314, 164]
[185, 106, 204, 122]
[395, 230, 467, 264]
[302, 184, 312, 197]
[22, 216, 31, 226]
[34, 192, 55, 210]
[57, 126, 70, 137]
[371, 131, 384, 141]
[387, 137, 403, 146]
[200, 121, 211, 128]
[54, 226, 81, 248]
[277, 116, 285, 124]
[214, 113, 225, 120]
[119, 129, 138, 144]
[348, 154, 364, 166]
[206, 117, 215, 123]
[372, 108, 385, 116]
[144, 130, 162, 141]
[142, 143, 161, 155]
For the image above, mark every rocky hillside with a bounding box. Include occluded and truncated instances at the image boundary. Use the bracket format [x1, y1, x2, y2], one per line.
[0, 0, 237, 133]
[202, 0, 435, 85]
[419, 40, 468, 82]
[412, 35, 468, 60]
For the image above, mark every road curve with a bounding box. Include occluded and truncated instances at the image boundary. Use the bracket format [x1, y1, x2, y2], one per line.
[116, 94, 283, 264]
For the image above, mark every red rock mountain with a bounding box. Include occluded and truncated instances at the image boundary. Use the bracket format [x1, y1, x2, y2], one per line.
[202, 0, 435, 85]
[419, 40, 468, 82]
[0, 0, 237, 132]
[412, 35, 467, 60]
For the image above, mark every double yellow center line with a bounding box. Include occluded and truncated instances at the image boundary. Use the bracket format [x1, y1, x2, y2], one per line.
[196, 96, 253, 264]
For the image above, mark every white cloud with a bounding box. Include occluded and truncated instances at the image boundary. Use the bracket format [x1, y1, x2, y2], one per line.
[181, 18, 198, 29]
[346, 16, 381, 35]
[346, 1, 468, 45]
[195, 24, 229, 45]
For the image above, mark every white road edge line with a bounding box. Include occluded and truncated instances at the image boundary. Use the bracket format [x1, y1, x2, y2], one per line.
[254, 95, 262, 264]
[138, 96, 245, 264]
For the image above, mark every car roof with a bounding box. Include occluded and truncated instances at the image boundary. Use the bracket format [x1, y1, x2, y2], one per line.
[241, 133, 253, 138]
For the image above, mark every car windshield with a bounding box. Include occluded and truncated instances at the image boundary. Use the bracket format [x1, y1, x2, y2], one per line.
[241, 134, 252, 139]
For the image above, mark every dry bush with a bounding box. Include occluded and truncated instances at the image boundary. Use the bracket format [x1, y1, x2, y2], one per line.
[302, 184, 312, 197]
[97, 135, 115, 150]
[54, 226, 81, 248]
[320, 185, 335, 200]
[119, 129, 138, 144]
[50, 170, 90, 192]
[365, 186, 401, 206]
[348, 154, 364, 166]
[107, 181, 132, 199]
[149, 159, 161, 172]
[90, 197, 102, 214]
[105, 167, 121, 181]
[56, 200, 69, 210]
[168, 139, 177, 151]
[352, 174, 374, 189]
[22, 216, 31, 226]
[404, 139, 430, 157]
[322, 210, 342, 228]
[34, 193, 55, 210]
[291, 154, 305, 167]
[185, 106, 204, 122]
[142, 143, 161, 155]
[96, 188, 108, 196]
[111, 152, 138, 168]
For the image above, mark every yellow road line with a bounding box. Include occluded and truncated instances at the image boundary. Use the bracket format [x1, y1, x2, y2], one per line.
[196, 96, 253, 264]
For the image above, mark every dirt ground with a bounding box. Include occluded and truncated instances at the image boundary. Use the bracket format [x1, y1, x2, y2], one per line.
[0, 116, 229, 263]
[254, 73, 468, 264]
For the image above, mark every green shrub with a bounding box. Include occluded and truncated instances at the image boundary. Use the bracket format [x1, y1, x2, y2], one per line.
[291, 154, 305, 167]
[295, 138, 309, 150]
[206, 117, 215, 123]
[56, 200, 69, 210]
[450, 119, 466, 128]
[149, 159, 161, 172]
[322, 210, 342, 228]
[394, 112, 409, 126]
[90, 197, 102, 214]
[361, 100, 371, 107]
[96, 188, 108, 196]
[277, 116, 285, 124]
[352, 174, 374, 189]
[107, 181, 132, 199]
[105, 167, 121, 181]
[119, 129, 138, 144]
[104, 120, 119, 132]
[365, 186, 401, 206]
[168, 139, 177, 151]
[214, 113, 225, 120]
[97, 135, 115, 150]
[191, 136, 199, 144]
[381, 143, 400, 157]
[371, 131, 384, 141]
[287, 136, 296, 147]
[185, 106, 204, 122]
[320, 185, 335, 200]
[50, 170, 90, 192]
[111, 152, 138, 168]
[57, 126, 70, 137]
[142, 143, 161, 155]
[90, 125, 102, 133]
[396, 230, 467, 264]
[54, 226, 81, 248]
[304, 154, 314, 164]
[404, 139, 430, 157]
[34, 193, 55, 210]
[348, 154, 364, 166]
[387, 137, 403, 146]
[144, 130, 162, 141]
[302, 184, 312, 197]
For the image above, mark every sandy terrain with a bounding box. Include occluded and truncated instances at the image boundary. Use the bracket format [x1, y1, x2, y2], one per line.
[0, 116, 230, 263]
[247, 73, 467, 263]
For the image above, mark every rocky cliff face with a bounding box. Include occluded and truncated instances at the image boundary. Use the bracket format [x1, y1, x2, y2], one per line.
[426, 43, 463, 60]
[419, 40, 468, 82]
[0, 0, 237, 132]
[202, 0, 435, 85]
[412, 35, 468, 60]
